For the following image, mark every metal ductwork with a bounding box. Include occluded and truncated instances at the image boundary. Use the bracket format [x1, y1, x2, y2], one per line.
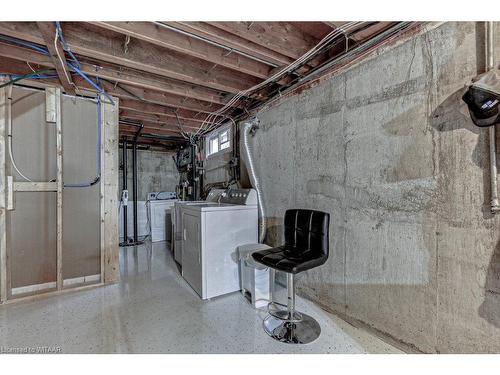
[241, 118, 266, 243]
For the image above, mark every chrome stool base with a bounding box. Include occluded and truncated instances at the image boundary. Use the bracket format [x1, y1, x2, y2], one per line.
[269, 309, 303, 322]
[263, 312, 321, 344]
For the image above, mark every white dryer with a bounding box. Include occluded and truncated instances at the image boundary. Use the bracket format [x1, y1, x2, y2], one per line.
[180, 189, 258, 300]
[171, 189, 226, 264]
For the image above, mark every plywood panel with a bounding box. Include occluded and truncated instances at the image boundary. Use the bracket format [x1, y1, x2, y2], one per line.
[61, 95, 100, 279]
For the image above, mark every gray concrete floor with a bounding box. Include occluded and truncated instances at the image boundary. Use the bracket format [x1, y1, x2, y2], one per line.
[0, 241, 402, 353]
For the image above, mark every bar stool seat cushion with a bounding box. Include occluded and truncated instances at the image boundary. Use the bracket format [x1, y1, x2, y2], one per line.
[251, 209, 329, 274]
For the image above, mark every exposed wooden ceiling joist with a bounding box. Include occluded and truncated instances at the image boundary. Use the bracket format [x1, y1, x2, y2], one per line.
[119, 98, 212, 124]
[90, 22, 272, 80]
[207, 22, 320, 61]
[119, 109, 203, 130]
[0, 42, 233, 106]
[36, 22, 76, 95]
[0, 20, 410, 142]
[0, 22, 265, 94]
[293, 22, 335, 40]
[121, 121, 196, 137]
[119, 122, 181, 136]
[164, 22, 295, 67]
[80, 78, 224, 114]
[0, 54, 230, 118]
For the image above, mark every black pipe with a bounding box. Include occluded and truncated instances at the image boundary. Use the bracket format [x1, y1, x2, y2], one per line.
[119, 144, 151, 151]
[122, 136, 128, 244]
[140, 133, 185, 142]
[132, 125, 143, 243]
[191, 143, 197, 200]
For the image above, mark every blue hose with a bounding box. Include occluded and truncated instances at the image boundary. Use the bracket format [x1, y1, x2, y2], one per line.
[2, 28, 113, 188]
[0, 34, 49, 55]
[54, 21, 80, 69]
[0, 31, 114, 104]
[67, 61, 114, 104]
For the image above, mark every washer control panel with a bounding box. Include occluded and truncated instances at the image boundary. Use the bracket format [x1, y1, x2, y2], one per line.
[205, 188, 227, 202]
[221, 188, 257, 205]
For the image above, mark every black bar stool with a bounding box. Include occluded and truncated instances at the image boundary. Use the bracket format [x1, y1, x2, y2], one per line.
[252, 209, 330, 344]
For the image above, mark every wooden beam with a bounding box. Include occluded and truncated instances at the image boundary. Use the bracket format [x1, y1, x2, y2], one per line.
[119, 109, 202, 130]
[36, 22, 76, 95]
[78, 78, 224, 114]
[207, 22, 319, 61]
[165, 22, 294, 67]
[121, 122, 193, 135]
[45, 87, 63, 291]
[100, 95, 120, 284]
[0, 78, 7, 303]
[0, 41, 53, 66]
[0, 22, 263, 94]
[13, 181, 58, 192]
[0, 55, 228, 119]
[0, 47, 231, 106]
[292, 22, 336, 40]
[90, 22, 272, 79]
[120, 123, 181, 136]
[119, 98, 212, 123]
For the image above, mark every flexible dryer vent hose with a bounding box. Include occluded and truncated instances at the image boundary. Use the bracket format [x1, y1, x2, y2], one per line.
[241, 118, 266, 243]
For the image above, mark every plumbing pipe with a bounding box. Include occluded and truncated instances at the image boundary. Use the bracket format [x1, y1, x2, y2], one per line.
[122, 136, 128, 244]
[132, 126, 143, 243]
[241, 118, 266, 243]
[486, 22, 499, 214]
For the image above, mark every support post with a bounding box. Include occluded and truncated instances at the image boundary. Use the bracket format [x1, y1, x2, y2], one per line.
[100, 95, 120, 283]
[0, 80, 7, 302]
[46, 87, 63, 291]
[287, 273, 295, 320]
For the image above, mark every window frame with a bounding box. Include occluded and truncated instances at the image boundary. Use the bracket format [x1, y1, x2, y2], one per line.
[205, 124, 232, 158]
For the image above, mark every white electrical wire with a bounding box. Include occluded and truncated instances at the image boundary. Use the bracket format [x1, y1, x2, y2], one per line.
[54, 26, 77, 92]
[6, 85, 35, 182]
[195, 21, 364, 136]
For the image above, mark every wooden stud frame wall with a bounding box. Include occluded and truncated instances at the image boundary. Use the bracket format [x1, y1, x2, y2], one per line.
[0, 83, 120, 304]
[0, 78, 7, 303]
[100, 94, 120, 284]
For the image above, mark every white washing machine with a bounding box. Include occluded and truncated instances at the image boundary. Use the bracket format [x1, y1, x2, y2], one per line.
[148, 199, 177, 242]
[171, 189, 226, 264]
[180, 188, 258, 300]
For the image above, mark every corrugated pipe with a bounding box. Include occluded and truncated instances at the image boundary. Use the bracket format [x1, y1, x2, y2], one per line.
[486, 22, 499, 214]
[241, 118, 266, 243]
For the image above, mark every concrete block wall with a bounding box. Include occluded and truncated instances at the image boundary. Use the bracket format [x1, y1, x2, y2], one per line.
[246, 22, 500, 353]
[119, 149, 179, 200]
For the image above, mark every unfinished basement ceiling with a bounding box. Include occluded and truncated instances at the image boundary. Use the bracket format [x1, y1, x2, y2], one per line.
[0, 21, 420, 149]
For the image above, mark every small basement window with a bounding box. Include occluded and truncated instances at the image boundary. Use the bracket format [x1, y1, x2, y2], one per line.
[206, 126, 231, 157]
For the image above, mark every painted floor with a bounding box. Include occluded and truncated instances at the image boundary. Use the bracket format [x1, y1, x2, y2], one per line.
[0, 241, 402, 354]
